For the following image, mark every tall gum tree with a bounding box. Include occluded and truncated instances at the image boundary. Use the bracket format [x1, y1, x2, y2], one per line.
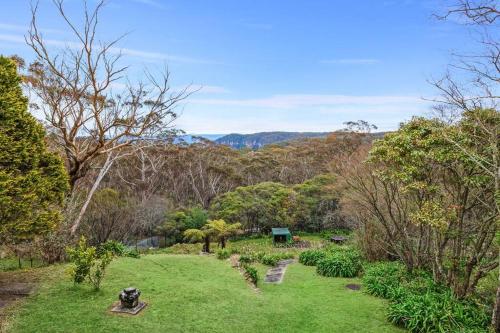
[25, 0, 191, 234]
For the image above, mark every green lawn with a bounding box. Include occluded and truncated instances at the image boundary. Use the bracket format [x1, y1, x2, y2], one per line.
[8, 254, 404, 333]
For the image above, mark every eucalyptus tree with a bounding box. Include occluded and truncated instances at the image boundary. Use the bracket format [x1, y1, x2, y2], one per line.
[25, 0, 190, 234]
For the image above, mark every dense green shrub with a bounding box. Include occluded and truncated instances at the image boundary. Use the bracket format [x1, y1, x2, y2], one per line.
[66, 237, 95, 284]
[163, 243, 202, 254]
[316, 250, 361, 278]
[363, 261, 406, 299]
[299, 249, 326, 266]
[88, 251, 113, 290]
[96, 240, 140, 259]
[0, 56, 69, 243]
[387, 291, 489, 332]
[259, 253, 294, 266]
[242, 264, 259, 284]
[239, 254, 255, 264]
[363, 261, 489, 332]
[66, 237, 114, 290]
[126, 249, 141, 259]
[254, 252, 266, 262]
[97, 240, 126, 257]
[216, 248, 231, 260]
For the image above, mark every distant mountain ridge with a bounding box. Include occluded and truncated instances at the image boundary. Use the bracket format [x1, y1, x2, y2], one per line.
[214, 131, 331, 149]
[176, 134, 225, 144]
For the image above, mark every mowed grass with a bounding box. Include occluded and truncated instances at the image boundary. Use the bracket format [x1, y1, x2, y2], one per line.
[9, 254, 404, 333]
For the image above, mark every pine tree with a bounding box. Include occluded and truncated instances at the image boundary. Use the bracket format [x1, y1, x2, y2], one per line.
[0, 56, 68, 242]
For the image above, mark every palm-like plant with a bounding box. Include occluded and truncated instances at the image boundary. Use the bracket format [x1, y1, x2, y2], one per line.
[183, 219, 243, 252]
[204, 219, 243, 249]
[183, 228, 210, 253]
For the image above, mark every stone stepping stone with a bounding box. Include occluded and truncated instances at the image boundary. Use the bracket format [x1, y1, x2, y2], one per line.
[264, 259, 294, 284]
[0, 282, 35, 296]
[0, 283, 35, 310]
[346, 284, 361, 290]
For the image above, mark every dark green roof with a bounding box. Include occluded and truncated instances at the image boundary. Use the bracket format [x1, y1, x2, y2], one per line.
[271, 228, 291, 235]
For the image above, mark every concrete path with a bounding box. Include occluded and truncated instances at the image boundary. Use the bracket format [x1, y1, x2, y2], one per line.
[264, 259, 294, 283]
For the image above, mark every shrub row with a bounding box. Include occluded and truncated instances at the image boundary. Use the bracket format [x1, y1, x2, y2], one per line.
[242, 264, 259, 284]
[298, 249, 326, 266]
[316, 249, 362, 278]
[259, 253, 294, 266]
[236, 251, 294, 266]
[363, 262, 489, 332]
[238, 254, 254, 264]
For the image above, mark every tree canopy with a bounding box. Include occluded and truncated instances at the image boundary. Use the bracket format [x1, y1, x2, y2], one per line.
[0, 56, 68, 242]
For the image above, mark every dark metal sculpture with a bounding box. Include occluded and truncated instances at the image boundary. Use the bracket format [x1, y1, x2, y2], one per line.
[111, 287, 146, 315]
[119, 287, 141, 308]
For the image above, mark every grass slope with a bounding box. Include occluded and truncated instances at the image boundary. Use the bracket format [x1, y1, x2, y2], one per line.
[9, 255, 403, 333]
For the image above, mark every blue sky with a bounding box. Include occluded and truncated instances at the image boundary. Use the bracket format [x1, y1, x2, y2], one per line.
[0, 0, 476, 133]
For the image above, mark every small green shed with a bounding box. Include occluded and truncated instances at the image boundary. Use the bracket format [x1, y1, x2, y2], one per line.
[272, 228, 292, 243]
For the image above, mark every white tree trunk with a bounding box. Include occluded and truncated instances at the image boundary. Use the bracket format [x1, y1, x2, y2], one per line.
[70, 152, 115, 236]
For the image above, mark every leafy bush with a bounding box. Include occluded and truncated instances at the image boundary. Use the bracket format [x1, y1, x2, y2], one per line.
[125, 249, 141, 259]
[387, 291, 489, 332]
[97, 240, 126, 257]
[363, 261, 490, 332]
[254, 252, 266, 262]
[299, 249, 326, 266]
[216, 248, 231, 260]
[239, 254, 255, 264]
[259, 253, 294, 266]
[242, 264, 259, 284]
[88, 251, 113, 290]
[66, 237, 95, 284]
[363, 261, 406, 299]
[163, 243, 202, 254]
[316, 250, 361, 278]
[66, 237, 115, 290]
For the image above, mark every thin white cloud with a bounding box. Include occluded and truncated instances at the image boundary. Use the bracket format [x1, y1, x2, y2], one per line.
[109, 82, 229, 95]
[0, 34, 26, 44]
[191, 94, 425, 109]
[116, 47, 220, 64]
[0, 33, 219, 65]
[0, 23, 65, 35]
[320, 58, 380, 65]
[191, 85, 230, 94]
[129, 0, 166, 9]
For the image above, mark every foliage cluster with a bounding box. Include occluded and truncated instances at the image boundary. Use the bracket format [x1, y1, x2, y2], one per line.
[363, 262, 490, 332]
[0, 56, 68, 243]
[66, 237, 115, 290]
[259, 252, 294, 266]
[158, 207, 209, 246]
[210, 175, 345, 234]
[316, 248, 362, 278]
[298, 249, 327, 266]
[346, 114, 499, 300]
[216, 248, 231, 260]
[238, 254, 254, 264]
[96, 240, 140, 259]
[242, 264, 259, 284]
[183, 219, 243, 252]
